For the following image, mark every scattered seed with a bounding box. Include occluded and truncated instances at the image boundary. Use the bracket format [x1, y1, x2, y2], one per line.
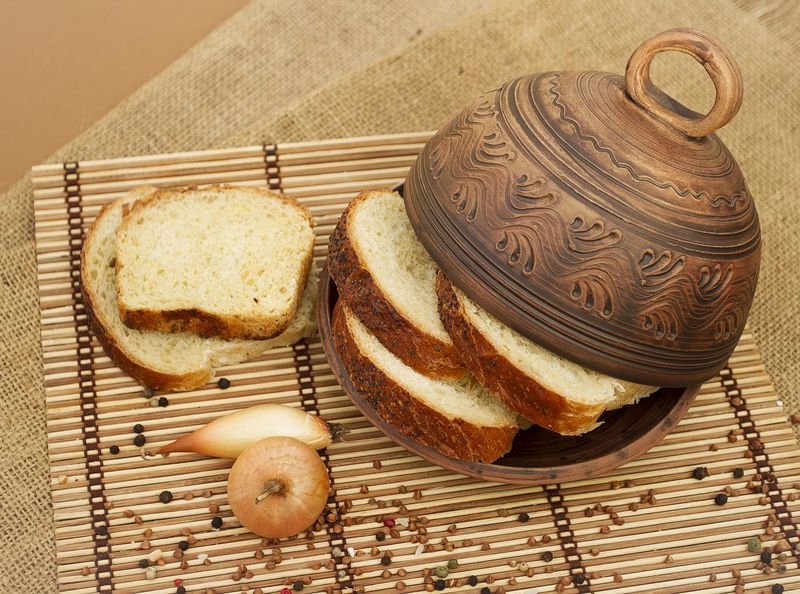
[748, 537, 762, 553]
[133, 434, 146, 447]
[138, 559, 149, 569]
[480, 588, 491, 594]
[109, 445, 120, 455]
[772, 585, 785, 594]
[574, 574, 585, 585]
[761, 551, 772, 564]
[447, 559, 458, 570]
[143, 387, 155, 397]
[383, 518, 396, 528]
[211, 516, 223, 530]
[178, 540, 189, 551]
[714, 493, 728, 505]
[158, 396, 169, 407]
[293, 580, 304, 591]
[145, 566, 156, 580]
[518, 512, 530, 523]
[159, 490, 173, 504]
[435, 566, 448, 578]
[434, 579, 445, 591]
[217, 377, 231, 390]
[467, 576, 478, 587]
[381, 554, 391, 566]
[692, 467, 709, 480]
[541, 551, 554, 562]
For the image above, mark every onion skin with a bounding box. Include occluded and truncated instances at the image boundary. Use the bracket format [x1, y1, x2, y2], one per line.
[227, 436, 329, 538]
[155, 404, 340, 459]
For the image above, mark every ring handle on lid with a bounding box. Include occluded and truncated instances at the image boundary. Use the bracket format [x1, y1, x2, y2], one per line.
[625, 28, 743, 137]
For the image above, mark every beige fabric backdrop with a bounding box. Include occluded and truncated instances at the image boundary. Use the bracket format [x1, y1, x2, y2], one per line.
[2, 0, 798, 591]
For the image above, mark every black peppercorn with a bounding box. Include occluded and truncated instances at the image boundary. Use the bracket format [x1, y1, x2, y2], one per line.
[761, 551, 772, 564]
[518, 512, 530, 523]
[133, 423, 144, 434]
[467, 575, 478, 587]
[138, 559, 149, 569]
[574, 574, 585, 585]
[714, 493, 728, 505]
[434, 579, 446, 591]
[375, 531, 386, 542]
[692, 466, 709, 480]
[133, 434, 146, 447]
[772, 585, 784, 594]
[218, 377, 231, 389]
[158, 396, 169, 407]
[542, 550, 554, 562]
[480, 588, 491, 594]
[293, 580, 304, 591]
[211, 516, 223, 529]
[97, 525, 108, 536]
[178, 540, 189, 551]
[109, 445, 120, 455]
[159, 490, 173, 504]
[733, 467, 744, 479]
[176, 587, 186, 594]
[380, 554, 391, 566]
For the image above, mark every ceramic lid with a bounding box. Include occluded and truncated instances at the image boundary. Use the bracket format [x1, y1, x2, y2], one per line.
[404, 28, 761, 387]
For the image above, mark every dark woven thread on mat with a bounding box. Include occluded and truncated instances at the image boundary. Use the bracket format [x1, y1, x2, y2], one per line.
[293, 340, 357, 593]
[722, 367, 800, 562]
[64, 162, 115, 590]
[263, 143, 281, 191]
[544, 486, 591, 593]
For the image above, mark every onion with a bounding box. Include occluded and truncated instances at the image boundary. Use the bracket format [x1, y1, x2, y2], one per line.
[227, 436, 329, 538]
[153, 404, 346, 459]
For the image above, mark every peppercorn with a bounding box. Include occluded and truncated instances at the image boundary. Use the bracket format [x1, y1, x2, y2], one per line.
[281, 589, 291, 594]
[380, 555, 391, 566]
[772, 585, 784, 594]
[178, 540, 189, 551]
[158, 396, 169, 407]
[97, 525, 108, 536]
[376, 531, 386, 542]
[217, 377, 231, 389]
[293, 580, 304, 591]
[143, 387, 155, 397]
[434, 579, 446, 591]
[138, 559, 149, 569]
[133, 423, 144, 434]
[383, 518, 396, 528]
[480, 588, 491, 594]
[692, 466, 709, 480]
[542, 550, 554, 562]
[435, 566, 449, 578]
[467, 576, 478, 587]
[574, 574, 585, 585]
[761, 551, 772, 564]
[159, 490, 173, 504]
[176, 587, 186, 594]
[447, 559, 458, 570]
[747, 537, 761, 553]
[518, 512, 530, 523]
[714, 493, 728, 505]
[733, 467, 744, 479]
[211, 516, 223, 529]
[133, 434, 146, 447]
[109, 445, 120, 455]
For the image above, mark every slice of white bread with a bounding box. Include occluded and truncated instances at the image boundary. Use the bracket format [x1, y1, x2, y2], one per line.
[115, 185, 315, 340]
[436, 272, 656, 435]
[81, 186, 318, 392]
[328, 190, 466, 379]
[331, 301, 517, 463]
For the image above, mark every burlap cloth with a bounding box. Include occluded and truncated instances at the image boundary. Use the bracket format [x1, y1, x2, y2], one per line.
[2, 0, 797, 590]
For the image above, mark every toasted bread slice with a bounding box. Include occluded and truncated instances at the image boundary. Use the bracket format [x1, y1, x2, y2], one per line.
[328, 190, 466, 379]
[81, 186, 318, 391]
[115, 185, 315, 340]
[436, 272, 656, 435]
[331, 301, 517, 463]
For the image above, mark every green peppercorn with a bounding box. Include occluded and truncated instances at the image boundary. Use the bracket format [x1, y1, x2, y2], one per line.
[434, 566, 449, 578]
[447, 559, 458, 570]
[748, 537, 762, 553]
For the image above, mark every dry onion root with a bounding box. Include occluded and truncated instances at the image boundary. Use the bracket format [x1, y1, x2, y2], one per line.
[227, 436, 329, 538]
[153, 404, 346, 459]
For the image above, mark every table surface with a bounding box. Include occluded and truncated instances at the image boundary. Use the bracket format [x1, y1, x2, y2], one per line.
[0, 0, 246, 192]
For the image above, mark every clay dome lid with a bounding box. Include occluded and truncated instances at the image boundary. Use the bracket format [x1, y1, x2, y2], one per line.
[404, 28, 761, 387]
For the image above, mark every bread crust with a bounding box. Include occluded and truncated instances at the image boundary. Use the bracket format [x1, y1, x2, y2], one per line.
[81, 194, 212, 391]
[435, 271, 605, 435]
[331, 301, 515, 463]
[116, 185, 314, 340]
[328, 190, 466, 379]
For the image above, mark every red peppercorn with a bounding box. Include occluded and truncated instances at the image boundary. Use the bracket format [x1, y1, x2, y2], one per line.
[383, 518, 396, 528]
[174, 578, 183, 587]
[281, 589, 291, 594]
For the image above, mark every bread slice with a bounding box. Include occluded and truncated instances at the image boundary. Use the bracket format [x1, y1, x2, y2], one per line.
[331, 301, 517, 463]
[81, 186, 318, 391]
[115, 185, 315, 340]
[436, 272, 656, 435]
[328, 190, 465, 379]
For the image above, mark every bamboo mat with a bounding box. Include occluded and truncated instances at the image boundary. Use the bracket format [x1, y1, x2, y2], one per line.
[31, 132, 800, 594]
